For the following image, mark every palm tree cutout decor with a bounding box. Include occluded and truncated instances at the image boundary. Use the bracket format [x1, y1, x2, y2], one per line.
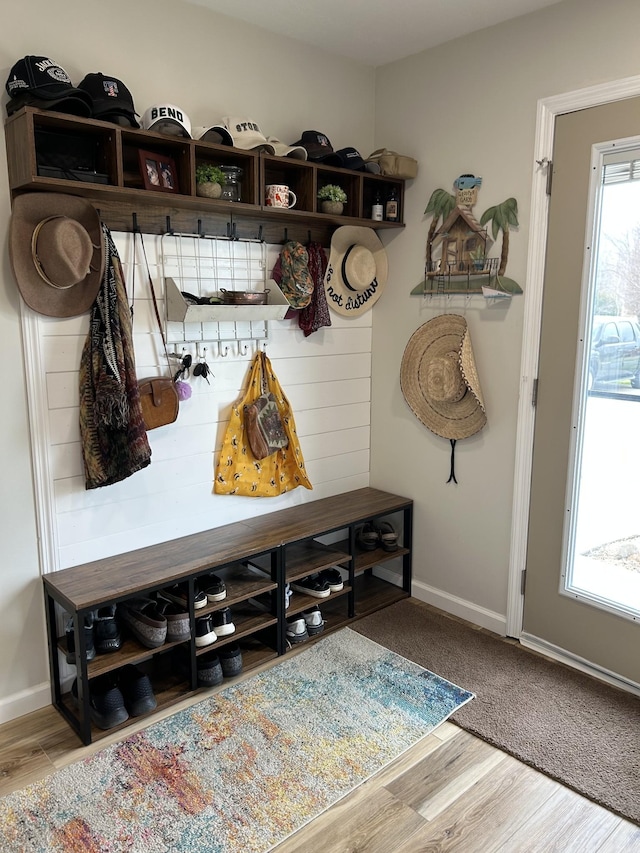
[418, 175, 523, 297]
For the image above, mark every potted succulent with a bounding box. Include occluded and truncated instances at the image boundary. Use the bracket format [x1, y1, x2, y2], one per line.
[318, 184, 347, 215]
[195, 163, 226, 199]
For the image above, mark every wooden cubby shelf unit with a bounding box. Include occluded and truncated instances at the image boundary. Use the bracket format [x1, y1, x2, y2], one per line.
[43, 488, 412, 744]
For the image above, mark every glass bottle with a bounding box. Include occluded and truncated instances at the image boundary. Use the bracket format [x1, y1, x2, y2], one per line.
[371, 190, 384, 221]
[219, 165, 243, 202]
[385, 186, 399, 222]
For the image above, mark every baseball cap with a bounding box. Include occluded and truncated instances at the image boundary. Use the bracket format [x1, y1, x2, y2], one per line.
[5, 55, 92, 117]
[141, 104, 191, 138]
[292, 130, 338, 162]
[193, 124, 234, 146]
[266, 137, 307, 160]
[332, 147, 381, 173]
[220, 117, 275, 153]
[77, 73, 140, 127]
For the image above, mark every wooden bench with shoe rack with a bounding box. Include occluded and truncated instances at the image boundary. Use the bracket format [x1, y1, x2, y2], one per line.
[43, 487, 413, 744]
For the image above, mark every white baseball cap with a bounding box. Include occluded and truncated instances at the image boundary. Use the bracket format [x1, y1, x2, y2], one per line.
[220, 117, 275, 153]
[193, 124, 234, 146]
[267, 137, 307, 160]
[141, 103, 191, 138]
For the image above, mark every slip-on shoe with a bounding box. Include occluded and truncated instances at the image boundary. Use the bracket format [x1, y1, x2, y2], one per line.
[118, 598, 167, 649]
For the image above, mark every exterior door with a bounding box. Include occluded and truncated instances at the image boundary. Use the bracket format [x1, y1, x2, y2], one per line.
[524, 98, 640, 685]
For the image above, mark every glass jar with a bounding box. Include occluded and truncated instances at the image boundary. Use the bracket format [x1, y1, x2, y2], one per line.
[219, 165, 243, 202]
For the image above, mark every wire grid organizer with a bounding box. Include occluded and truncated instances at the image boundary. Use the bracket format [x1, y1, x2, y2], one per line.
[161, 232, 273, 356]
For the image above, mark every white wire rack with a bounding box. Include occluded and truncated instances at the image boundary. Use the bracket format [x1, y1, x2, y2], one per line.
[161, 232, 288, 351]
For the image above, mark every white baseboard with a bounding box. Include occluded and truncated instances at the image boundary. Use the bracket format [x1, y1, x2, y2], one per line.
[411, 579, 507, 636]
[520, 632, 640, 697]
[0, 681, 51, 725]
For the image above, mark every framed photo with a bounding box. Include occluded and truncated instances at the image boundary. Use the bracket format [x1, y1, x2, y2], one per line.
[138, 149, 178, 193]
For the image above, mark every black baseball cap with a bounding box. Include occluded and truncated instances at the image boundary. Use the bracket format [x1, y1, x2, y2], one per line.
[78, 73, 140, 127]
[293, 130, 340, 162]
[331, 147, 381, 173]
[5, 55, 91, 117]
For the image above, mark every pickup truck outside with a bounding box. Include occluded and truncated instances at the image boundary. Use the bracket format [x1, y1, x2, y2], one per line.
[589, 315, 640, 389]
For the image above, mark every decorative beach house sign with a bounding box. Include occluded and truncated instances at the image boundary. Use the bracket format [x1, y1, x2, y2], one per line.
[414, 174, 523, 298]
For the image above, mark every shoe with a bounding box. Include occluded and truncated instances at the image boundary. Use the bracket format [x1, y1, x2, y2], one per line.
[72, 675, 129, 730]
[156, 598, 191, 643]
[286, 616, 309, 644]
[356, 521, 380, 551]
[204, 574, 227, 603]
[162, 582, 208, 611]
[376, 521, 399, 552]
[318, 567, 344, 592]
[118, 599, 167, 649]
[291, 573, 331, 598]
[65, 613, 96, 664]
[219, 644, 243, 677]
[284, 583, 292, 609]
[196, 651, 224, 687]
[303, 606, 325, 636]
[195, 614, 217, 647]
[212, 607, 235, 636]
[118, 664, 157, 717]
[93, 604, 122, 654]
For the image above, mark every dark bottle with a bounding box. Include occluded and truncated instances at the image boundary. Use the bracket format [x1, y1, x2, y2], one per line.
[385, 187, 399, 222]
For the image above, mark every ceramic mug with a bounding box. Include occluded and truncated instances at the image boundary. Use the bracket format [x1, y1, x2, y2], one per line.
[265, 184, 297, 209]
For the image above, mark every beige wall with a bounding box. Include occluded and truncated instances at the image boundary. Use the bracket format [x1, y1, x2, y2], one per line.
[371, 0, 640, 624]
[3, 0, 640, 721]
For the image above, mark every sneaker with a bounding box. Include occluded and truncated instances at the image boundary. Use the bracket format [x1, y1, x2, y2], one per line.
[286, 616, 309, 644]
[72, 675, 129, 730]
[65, 613, 96, 664]
[303, 606, 325, 636]
[118, 664, 157, 717]
[156, 598, 191, 643]
[162, 582, 208, 610]
[196, 651, 224, 687]
[284, 583, 292, 609]
[219, 644, 243, 678]
[318, 567, 344, 593]
[93, 604, 122, 654]
[356, 521, 380, 551]
[291, 573, 331, 599]
[118, 599, 167, 649]
[195, 614, 217, 647]
[204, 574, 227, 603]
[212, 607, 235, 637]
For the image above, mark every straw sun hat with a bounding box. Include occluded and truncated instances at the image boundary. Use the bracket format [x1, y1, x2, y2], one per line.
[9, 193, 104, 317]
[324, 226, 388, 317]
[400, 315, 486, 480]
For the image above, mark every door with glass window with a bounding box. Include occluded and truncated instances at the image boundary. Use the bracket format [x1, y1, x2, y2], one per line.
[524, 98, 640, 685]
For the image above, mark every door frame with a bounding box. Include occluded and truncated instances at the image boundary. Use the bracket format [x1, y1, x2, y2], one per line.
[507, 74, 640, 640]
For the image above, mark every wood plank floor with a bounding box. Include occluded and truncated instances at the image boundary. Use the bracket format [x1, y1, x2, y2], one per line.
[1, 622, 639, 851]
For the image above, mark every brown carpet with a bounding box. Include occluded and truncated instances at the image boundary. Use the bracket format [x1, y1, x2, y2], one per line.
[354, 598, 640, 825]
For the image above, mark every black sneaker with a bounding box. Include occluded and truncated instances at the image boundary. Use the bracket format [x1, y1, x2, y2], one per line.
[286, 616, 309, 644]
[66, 613, 96, 664]
[94, 604, 122, 654]
[195, 614, 217, 647]
[318, 567, 344, 592]
[204, 574, 227, 603]
[356, 521, 380, 551]
[212, 607, 235, 637]
[219, 644, 243, 678]
[72, 675, 129, 730]
[162, 582, 208, 610]
[291, 573, 331, 598]
[303, 606, 325, 636]
[118, 664, 157, 717]
[196, 651, 224, 687]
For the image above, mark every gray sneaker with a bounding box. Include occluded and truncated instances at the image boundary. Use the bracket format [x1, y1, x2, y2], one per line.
[118, 599, 167, 649]
[286, 616, 309, 644]
[303, 606, 325, 636]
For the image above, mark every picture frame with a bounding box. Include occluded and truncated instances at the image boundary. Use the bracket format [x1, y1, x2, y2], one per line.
[138, 149, 178, 193]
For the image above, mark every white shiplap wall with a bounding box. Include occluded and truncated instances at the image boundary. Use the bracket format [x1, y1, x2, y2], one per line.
[30, 230, 371, 573]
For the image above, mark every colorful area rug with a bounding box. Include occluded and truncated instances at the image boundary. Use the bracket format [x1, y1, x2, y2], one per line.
[0, 629, 473, 852]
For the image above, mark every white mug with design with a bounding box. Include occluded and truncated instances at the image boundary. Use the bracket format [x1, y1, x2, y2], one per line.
[265, 184, 297, 209]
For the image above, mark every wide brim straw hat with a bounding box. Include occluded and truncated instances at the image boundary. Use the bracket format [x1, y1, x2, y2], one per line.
[9, 193, 104, 317]
[400, 314, 486, 440]
[323, 225, 388, 317]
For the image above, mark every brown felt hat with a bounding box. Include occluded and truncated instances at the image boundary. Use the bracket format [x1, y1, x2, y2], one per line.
[9, 193, 104, 317]
[400, 314, 486, 440]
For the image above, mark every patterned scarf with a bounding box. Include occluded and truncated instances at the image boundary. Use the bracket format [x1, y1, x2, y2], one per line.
[79, 225, 151, 489]
[299, 241, 331, 337]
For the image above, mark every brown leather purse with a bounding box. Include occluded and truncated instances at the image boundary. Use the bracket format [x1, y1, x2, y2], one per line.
[137, 376, 179, 430]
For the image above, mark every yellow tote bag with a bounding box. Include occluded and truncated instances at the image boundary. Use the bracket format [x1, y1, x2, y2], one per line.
[214, 351, 313, 497]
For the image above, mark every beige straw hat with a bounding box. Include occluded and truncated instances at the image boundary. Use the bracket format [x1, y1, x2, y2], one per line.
[9, 193, 104, 317]
[400, 314, 486, 441]
[324, 226, 388, 317]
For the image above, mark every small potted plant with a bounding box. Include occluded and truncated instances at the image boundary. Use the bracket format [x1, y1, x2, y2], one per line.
[195, 163, 226, 199]
[318, 184, 347, 215]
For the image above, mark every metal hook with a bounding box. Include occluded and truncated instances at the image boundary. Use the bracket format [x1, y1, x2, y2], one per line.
[239, 341, 248, 356]
[165, 215, 173, 234]
[132, 212, 139, 233]
[219, 344, 229, 358]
